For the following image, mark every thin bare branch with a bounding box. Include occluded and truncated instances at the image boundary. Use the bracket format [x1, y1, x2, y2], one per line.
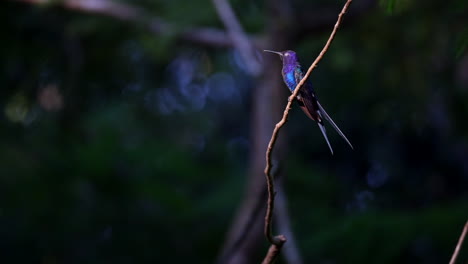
[449, 220, 468, 264]
[17, 0, 148, 21]
[212, 0, 262, 75]
[13, 0, 254, 47]
[262, 0, 353, 262]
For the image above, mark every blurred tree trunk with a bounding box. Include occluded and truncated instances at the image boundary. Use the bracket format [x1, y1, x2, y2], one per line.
[217, 0, 296, 263]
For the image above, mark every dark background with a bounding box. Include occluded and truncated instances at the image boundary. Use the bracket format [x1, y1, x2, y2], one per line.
[1, 0, 467, 263]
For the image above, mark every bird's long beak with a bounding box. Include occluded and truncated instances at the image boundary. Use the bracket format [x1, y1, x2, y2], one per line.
[263, 50, 283, 57]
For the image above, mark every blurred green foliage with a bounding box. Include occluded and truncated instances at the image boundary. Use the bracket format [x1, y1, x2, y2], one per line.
[1, 0, 467, 263]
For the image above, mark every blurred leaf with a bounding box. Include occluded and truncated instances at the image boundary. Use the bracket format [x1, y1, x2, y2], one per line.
[4, 92, 29, 123]
[379, 0, 412, 15]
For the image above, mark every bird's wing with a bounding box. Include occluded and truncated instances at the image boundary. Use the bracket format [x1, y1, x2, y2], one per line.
[293, 67, 320, 121]
[297, 80, 335, 154]
[297, 81, 321, 122]
[316, 101, 354, 149]
[296, 96, 315, 120]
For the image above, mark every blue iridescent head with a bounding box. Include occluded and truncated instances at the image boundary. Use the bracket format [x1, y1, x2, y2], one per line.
[263, 50, 298, 66]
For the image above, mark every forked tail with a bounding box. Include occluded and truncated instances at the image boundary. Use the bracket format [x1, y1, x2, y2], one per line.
[317, 101, 354, 150]
[317, 119, 334, 155]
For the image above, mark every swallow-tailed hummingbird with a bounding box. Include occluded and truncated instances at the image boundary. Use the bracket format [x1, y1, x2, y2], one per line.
[264, 49, 353, 154]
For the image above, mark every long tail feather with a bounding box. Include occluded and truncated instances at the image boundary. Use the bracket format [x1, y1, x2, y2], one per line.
[317, 121, 334, 155]
[317, 101, 354, 150]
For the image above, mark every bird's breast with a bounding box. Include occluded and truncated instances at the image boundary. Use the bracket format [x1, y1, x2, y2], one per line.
[284, 71, 296, 92]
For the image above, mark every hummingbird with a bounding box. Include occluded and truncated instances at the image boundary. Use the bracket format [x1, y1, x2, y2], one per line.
[264, 49, 353, 154]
